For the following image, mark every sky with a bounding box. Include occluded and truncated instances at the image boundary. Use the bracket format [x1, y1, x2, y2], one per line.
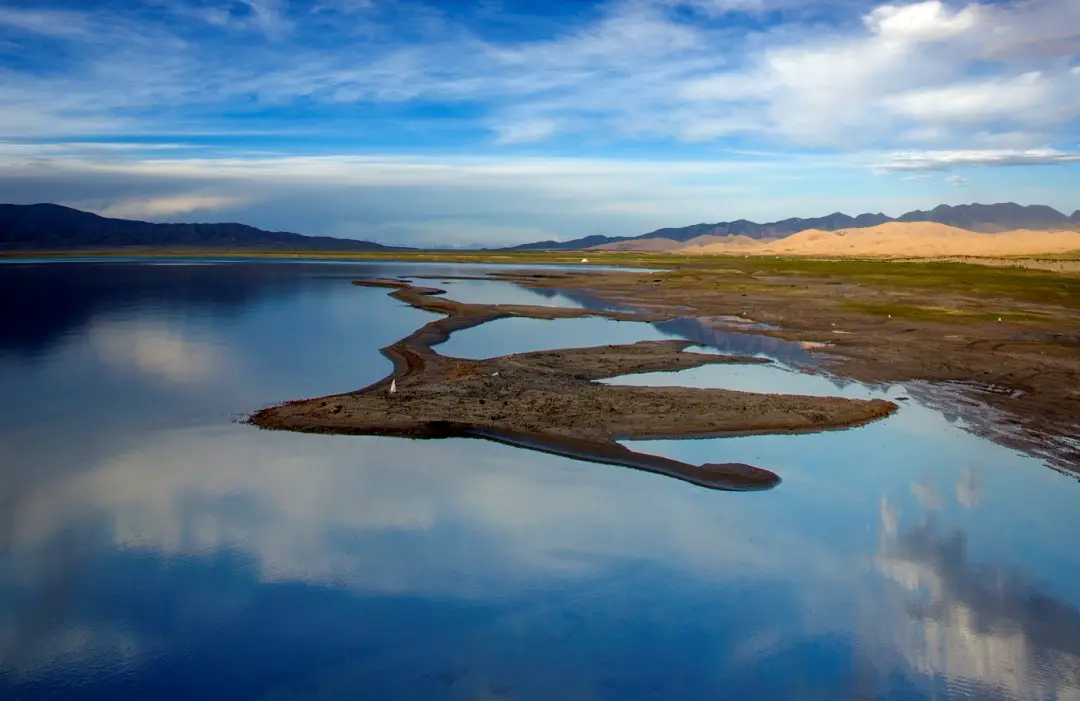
[1, 0, 1079, 246]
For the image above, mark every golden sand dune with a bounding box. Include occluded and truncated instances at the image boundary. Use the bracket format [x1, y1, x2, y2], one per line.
[679, 222, 1080, 257]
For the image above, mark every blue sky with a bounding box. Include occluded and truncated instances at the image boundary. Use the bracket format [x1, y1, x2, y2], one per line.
[1, 0, 1079, 245]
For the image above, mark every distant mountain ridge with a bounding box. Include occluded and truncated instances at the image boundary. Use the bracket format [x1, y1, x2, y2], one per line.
[6, 201, 1078, 253]
[0, 203, 406, 251]
[507, 234, 617, 252]
[894, 203, 1073, 232]
[508, 203, 1080, 251]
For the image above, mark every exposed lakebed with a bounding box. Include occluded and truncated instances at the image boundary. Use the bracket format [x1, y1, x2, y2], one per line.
[249, 278, 895, 491]
[2, 259, 1080, 701]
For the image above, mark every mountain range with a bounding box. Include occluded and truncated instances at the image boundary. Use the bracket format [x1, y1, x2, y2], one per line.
[2, 201, 1079, 252]
[0, 203, 406, 251]
[509, 203, 1080, 251]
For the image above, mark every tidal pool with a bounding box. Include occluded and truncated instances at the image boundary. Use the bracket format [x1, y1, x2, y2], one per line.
[2, 259, 1079, 701]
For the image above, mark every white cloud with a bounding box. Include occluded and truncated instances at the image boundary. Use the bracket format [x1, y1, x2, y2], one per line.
[492, 118, 560, 145]
[2, 0, 1080, 240]
[876, 148, 1080, 172]
[667, 0, 765, 14]
[0, 150, 803, 242]
[3, 0, 1080, 153]
[662, 0, 811, 17]
[171, 0, 293, 36]
[945, 174, 968, 187]
[314, 0, 376, 13]
[91, 194, 247, 219]
[864, 1, 981, 42]
[2, 147, 1078, 244]
[7, 141, 194, 154]
[884, 71, 1076, 125]
[0, 7, 95, 38]
[676, 0, 1080, 146]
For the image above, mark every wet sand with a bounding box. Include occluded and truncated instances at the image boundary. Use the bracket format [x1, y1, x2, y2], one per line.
[249, 279, 897, 491]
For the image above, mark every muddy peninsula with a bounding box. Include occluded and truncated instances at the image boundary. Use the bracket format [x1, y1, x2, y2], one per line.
[461, 260, 1080, 472]
[249, 279, 897, 491]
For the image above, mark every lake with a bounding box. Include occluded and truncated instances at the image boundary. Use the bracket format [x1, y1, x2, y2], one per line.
[2, 259, 1080, 700]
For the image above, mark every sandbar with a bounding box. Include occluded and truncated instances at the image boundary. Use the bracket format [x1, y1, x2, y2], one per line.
[249, 279, 897, 491]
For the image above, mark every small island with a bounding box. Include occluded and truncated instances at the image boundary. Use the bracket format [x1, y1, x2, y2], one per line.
[249, 279, 897, 491]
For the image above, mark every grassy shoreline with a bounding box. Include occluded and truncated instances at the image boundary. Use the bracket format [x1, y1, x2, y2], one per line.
[5, 247, 1077, 309]
[4, 246, 1078, 262]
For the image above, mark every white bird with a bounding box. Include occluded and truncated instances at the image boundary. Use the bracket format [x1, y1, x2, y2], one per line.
[390, 379, 397, 394]
[492, 371, 500, 376]
[580, 258, 589, 263]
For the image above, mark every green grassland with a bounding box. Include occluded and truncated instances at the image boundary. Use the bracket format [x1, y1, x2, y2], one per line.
[5, 248, 1078, 312]
[708, 258, 1080, 309]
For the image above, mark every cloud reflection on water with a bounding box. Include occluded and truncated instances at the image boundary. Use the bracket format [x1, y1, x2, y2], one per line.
[89, 318, 230, 384]
[4, 420, 1080, 699]
[877, 496, 1080, 700]
[3, 261, 1080, 700]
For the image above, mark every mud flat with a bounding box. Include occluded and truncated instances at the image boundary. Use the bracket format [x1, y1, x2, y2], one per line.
[249, 279, 897, 491]
[475, 262, 1080, 472]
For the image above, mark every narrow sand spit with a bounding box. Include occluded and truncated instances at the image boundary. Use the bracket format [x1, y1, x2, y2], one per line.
[249, 279, 897, 491]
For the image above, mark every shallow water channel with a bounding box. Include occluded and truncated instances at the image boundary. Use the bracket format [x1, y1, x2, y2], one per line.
[2, 259, 1079, 700]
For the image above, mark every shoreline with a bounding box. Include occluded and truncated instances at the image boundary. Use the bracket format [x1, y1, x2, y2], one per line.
[480, 267, 1080, 474]
[10, 251, 1073, 473]
[248, 278, 897, 491]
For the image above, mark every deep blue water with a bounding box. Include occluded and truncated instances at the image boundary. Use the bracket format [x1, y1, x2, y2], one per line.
[2, 259, 1080, 700]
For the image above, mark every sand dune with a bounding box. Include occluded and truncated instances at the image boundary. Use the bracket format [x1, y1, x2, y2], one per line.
[680, 222, 1080, 258]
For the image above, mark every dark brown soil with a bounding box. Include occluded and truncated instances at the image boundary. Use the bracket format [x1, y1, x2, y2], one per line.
[249, 279, 897, 491]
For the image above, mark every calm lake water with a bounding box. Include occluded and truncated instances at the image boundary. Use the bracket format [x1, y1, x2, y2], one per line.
[2, 259, 1080, 700]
